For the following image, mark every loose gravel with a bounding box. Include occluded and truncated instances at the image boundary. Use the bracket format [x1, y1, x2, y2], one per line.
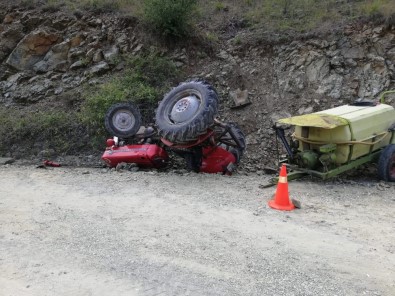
[0, 165, 394, 296]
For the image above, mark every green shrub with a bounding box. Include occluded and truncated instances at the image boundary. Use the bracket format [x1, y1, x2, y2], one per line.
[205, 31, 219, 43]
[360, 0, 395, 18]
[127, 52, 178, 87]
[214, 1, 226, 11]
[143, 0, 198, 37]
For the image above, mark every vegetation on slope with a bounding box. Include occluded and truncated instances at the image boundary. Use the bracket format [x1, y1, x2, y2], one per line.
[28, 0, 395, 35]
[1, 0, 395, 159]
[0, 53, 179, 156]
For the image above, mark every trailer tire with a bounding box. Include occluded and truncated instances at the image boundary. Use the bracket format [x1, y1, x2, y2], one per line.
[378, 144, 395, 182]
[104, 103, 142, 138]
[155, 79, 218, 143]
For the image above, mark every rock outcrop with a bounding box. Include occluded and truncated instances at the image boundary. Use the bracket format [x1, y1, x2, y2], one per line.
[274, 24, 394, 103]
[6, 28, 59, 70]
[0, 7, 145, 105]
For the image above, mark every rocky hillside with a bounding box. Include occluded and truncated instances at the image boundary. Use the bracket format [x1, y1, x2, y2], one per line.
[1, 4, 395, 171]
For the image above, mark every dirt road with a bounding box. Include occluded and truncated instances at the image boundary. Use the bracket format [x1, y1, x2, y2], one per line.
[0, 165, 394, 296]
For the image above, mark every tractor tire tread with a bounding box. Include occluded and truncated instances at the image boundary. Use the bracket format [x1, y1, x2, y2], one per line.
[155, 79, 218, 144]
[228, 122, 246, 163]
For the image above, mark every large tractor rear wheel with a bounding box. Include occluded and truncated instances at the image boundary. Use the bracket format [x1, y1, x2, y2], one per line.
[155, 80, 218, 143]
[378, 144, 395, 182]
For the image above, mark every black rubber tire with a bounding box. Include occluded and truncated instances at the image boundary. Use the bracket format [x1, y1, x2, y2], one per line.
[155, 79, 219, 143]
[104, 103, 142, 138]
[229, 123, 246, 162]
[378, 144, 395, 182]
[219, 123, 246, 163]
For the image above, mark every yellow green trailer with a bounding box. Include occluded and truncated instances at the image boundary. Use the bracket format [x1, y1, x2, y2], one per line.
[274, 91, 395, 182]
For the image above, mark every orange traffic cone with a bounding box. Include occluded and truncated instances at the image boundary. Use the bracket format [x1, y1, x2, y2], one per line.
[268, 164, 295, 211]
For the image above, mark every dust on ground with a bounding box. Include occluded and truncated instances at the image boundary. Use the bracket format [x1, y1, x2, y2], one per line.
[0, 165, 394, 296]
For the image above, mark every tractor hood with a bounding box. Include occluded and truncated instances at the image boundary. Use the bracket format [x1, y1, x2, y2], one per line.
[278, 113, 349, 129]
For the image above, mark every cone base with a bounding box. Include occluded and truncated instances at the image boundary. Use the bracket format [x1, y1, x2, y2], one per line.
[268, 199, 295, 211]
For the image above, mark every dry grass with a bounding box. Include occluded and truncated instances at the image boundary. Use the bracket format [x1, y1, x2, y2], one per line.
[34, 0, 143, 14]
[198, 0, 395, 32]
[12, 0, 395, 32]
[18, 0, 395, 33]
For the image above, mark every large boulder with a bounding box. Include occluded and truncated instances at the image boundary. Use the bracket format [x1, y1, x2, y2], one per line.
[103, 45, 120, 65]
[6, 28, 59, 70]
[33, 40, 71, 73]
[0, 23, 24, 62]
[306, 56, 330, 82]
[87, 61, 110, 75]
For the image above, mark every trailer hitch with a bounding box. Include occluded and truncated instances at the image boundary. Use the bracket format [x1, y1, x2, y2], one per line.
[273, 124, 294, 160]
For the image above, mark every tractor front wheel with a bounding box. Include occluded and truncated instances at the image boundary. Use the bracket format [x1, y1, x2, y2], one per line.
[218, 123, 246, 163]
[378, 144, 395, 182]
[104, 103, 142, 138]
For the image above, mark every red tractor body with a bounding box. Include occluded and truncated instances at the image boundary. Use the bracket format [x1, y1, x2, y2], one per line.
[200, 146, 236, 174]
[102, 144, 169, 169]
[101, 141, 238, 174]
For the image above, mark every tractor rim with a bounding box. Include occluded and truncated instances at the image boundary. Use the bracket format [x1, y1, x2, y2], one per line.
[170, 94, 200, 124]
[112, 109, 136, 132]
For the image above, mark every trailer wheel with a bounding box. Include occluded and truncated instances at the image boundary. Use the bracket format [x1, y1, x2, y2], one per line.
[378, 144, 395, 182]
[155, 79, 218, 143]
[105, 103, 142, 138]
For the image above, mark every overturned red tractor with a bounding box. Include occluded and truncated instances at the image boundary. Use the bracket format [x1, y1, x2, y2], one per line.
[101, 80, 246, 174]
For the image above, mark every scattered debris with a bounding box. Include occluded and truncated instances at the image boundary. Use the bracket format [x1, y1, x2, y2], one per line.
[43, 160, 61, 167]
[229, 89, 251, 108]
[376, 181, 392, 191]
[0, 157, 15, 165]
[115, 162, 140, 172]
[291, 199, 302, 209]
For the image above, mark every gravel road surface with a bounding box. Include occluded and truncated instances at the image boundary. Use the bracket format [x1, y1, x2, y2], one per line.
[1, 165, 394, 296]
